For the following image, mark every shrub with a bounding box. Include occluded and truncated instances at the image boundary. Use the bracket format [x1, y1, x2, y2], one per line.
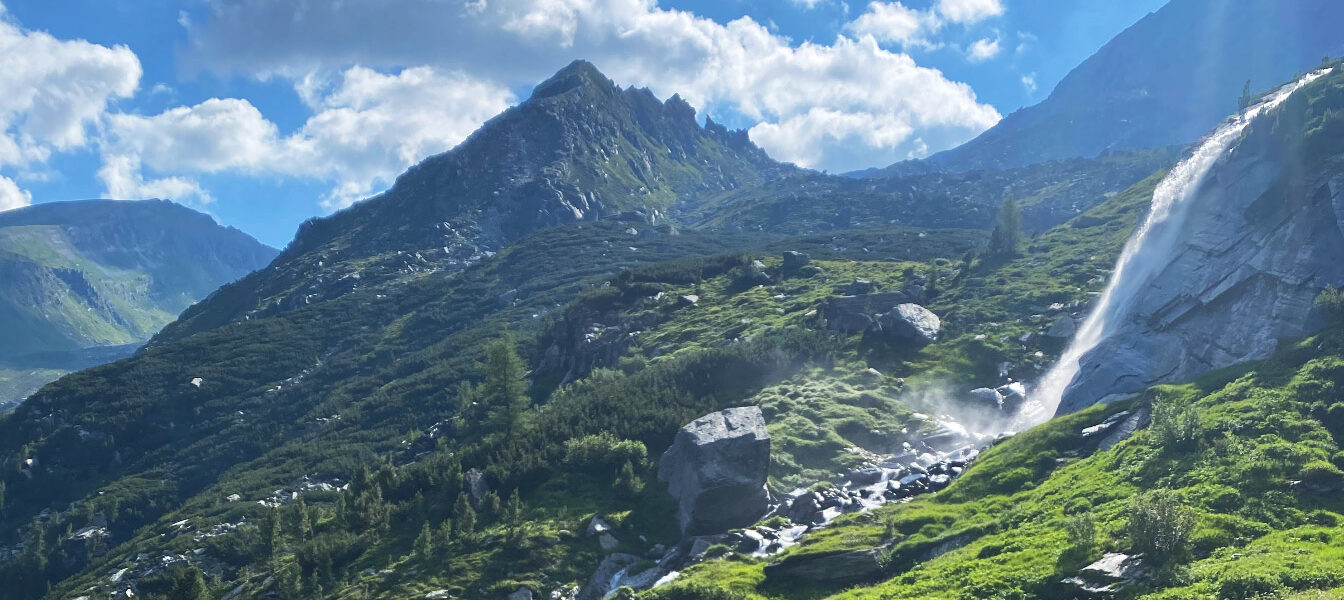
[1298, 460, 1344, 491]
[1218, 570, 1284, 600]
[641, 582, 747, 600]
[1151, 398, 1201, 452]
[1316, 286, 1344, 326]
[1126, 490, 1195, 563]
[562, 433, 648, 474]
[1060, 513, 1098, 566]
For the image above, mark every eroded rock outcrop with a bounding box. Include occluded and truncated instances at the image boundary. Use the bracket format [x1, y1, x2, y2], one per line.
[1058, 73, 1344, 414]
[657, 406, 770, 536]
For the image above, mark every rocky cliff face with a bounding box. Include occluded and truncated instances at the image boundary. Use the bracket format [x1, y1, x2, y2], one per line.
[1057, 69, 1344, 413]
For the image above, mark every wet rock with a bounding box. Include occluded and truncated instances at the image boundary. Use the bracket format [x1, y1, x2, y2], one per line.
[1044, 315, 1077, 339]
[578, 553, 641, 600]
[658, 406, 771, 535]
[968, 387, 1003, 409]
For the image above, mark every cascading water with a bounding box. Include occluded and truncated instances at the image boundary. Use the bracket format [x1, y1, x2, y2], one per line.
[1031, 67, 1334, 419]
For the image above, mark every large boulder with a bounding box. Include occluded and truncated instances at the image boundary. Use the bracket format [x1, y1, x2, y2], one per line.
[658, 406, 771, 536]
[874, 304, 941, 346]
[781, 251, 810, 271]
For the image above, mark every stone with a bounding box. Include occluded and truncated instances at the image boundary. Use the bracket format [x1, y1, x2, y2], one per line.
[189, 377, 203, 388]
[845, 279, 877, 295]
[968, 387, 1003, 409]
[598, 532, 620, 551]
[657, 407, 771, 536]
[465, 468, 489, 505]
[781, 251, 810, 271]
[1062, 553, 1150, 597]
[874, 304, 940, 346]
[763, 544, 889, 584]
[797, 265, 823, 277]
[677, 294, 700, 307]
[819, 292, 910, 332]
[1044, 314, 1077, 339]
[498, 288, 519, 306]
[996, 383, 1028, 413]
[577, 553, 641, 600]
[508, 587, 534, 600]
[586, 516, 612, 536]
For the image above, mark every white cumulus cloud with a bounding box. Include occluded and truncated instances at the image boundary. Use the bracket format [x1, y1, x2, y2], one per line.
[0, 174, 31, 211]
[966, 37, 1000, 62]
[0, 1, 141, 206]
[100, 66, 515, 210]
[179, 0, 1001, 174]
[936, 0, 1003, 24]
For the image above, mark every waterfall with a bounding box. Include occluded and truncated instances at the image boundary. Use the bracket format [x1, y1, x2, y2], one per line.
[1031, 67, 1334, 418]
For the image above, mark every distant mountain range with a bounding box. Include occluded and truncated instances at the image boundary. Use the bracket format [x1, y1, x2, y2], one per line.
[927, 0, 1344, 170]
[0, 199, 276, 407]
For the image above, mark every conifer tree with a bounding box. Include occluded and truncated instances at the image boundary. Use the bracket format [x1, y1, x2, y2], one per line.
[987, 198, 1022, 257]
[481, 334, 530, 439]
[453, 493, 477, 536]
[415, 521, 434, 561]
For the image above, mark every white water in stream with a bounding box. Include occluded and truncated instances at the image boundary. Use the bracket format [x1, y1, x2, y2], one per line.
[1032, 67, 1334, 417]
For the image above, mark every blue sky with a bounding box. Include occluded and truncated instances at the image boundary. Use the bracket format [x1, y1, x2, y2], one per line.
[0, 0, 1166, 247]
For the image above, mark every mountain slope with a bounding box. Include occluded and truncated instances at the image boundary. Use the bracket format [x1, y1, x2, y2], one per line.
[155, 60, 791, 341]
[928, 0, 1344, 171]
[0, 199, 276, 405]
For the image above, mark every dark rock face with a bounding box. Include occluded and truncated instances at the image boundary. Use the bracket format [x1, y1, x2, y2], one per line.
[763, 545, 889, 585]
[657, 406, 770, 536]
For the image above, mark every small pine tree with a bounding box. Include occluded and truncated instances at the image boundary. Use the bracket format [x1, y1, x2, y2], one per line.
[415, 521, 434, 562]
[986, 199, 1022, 257]
[1238, 79, 1253, 110]
[168, 567, 212, 600]
[482, 490, 502, 517]
[1315, 285, 1344, 325]
[613, 460, 644, 498]
[505, 490, 525, 526]
[454, 493, 477, 536]
[0, 481, 5, 513]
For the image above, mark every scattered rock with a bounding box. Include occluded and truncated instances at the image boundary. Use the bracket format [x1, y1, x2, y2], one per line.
[498, 288, 520, 306]
[658, 406, 771, 536]
[678, 294, 700, 307]
[189, 377, 203, 388]
[1097, 404, 1150, 451]
[967, 387, 1003, 409]
[797, 265, 824, 277]
[508, 586, 534, 600]
[598, 532, 620, 551]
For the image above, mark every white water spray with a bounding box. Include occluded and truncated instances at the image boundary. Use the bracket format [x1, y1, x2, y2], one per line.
[1031, 67, 1334, 418]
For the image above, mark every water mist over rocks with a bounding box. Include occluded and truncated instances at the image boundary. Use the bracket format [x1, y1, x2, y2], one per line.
[1034, 67, 1342, 417]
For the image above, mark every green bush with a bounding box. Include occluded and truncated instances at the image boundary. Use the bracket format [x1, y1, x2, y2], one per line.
[1317, 286, 1344, 326]
[1218, 570, 1285, 600]
[562, 433, 648, 474]
[1151, 397, 1201, 452]
[1126, 490, 1195, 563]
[1298, 460, 1344, 491]
[640, 582, 747, 600]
